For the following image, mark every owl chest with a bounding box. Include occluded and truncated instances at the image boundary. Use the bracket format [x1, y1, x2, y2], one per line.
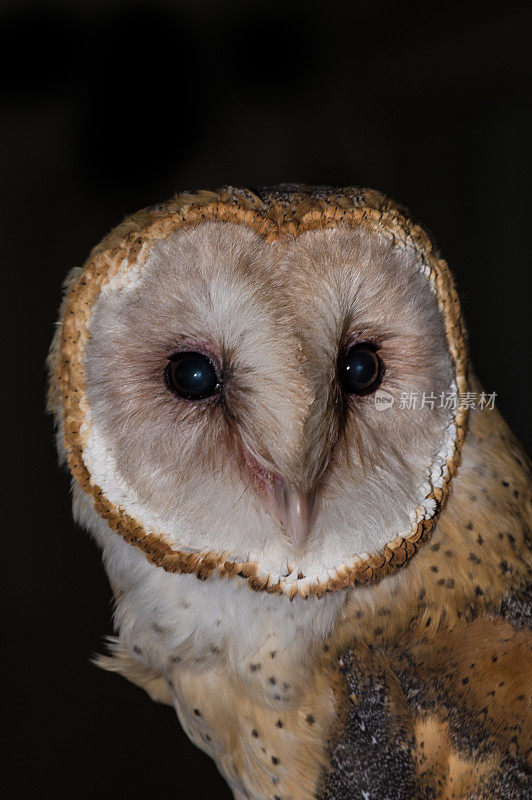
[109, 561, 344, 799]
[165, 657, 336, 800]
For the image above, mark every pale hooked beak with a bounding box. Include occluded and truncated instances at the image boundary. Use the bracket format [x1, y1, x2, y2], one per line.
[273, 481, 316, 550]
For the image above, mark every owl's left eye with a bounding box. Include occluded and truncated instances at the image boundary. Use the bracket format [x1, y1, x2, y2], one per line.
[338, 344, 383, 395]
[165, 352, 221, 400]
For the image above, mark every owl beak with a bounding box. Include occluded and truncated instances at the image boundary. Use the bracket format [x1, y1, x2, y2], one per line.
[273, 481, 316, 550]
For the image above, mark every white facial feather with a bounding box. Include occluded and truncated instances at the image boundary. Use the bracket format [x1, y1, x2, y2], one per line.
[80, 221, 454, 588]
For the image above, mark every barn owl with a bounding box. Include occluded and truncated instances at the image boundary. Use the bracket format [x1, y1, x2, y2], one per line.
[48, 185, 531, 800]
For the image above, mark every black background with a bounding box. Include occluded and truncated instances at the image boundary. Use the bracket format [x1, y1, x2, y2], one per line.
[3, 1, 531, 798]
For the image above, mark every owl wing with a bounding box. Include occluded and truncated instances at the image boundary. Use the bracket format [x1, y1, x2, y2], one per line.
[317, 584, 531, 800]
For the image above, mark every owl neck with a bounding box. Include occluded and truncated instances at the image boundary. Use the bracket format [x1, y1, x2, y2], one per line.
[105, 536, 348, 698]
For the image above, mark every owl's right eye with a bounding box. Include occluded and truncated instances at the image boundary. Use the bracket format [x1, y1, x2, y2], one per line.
[165, 352, 221, 400]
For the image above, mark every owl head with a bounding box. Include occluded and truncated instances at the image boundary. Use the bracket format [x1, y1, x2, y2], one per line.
[48, 185, 468, 598]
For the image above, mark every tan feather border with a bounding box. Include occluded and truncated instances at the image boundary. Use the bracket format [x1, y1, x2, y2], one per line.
[57, 186, 469, 598]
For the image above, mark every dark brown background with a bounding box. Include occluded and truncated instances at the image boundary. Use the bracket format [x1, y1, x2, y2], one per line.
[3, 1, 531, 797]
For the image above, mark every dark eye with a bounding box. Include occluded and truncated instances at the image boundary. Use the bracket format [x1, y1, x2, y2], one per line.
[338, 344, 383, 395]
[165, 352, 220, 400]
